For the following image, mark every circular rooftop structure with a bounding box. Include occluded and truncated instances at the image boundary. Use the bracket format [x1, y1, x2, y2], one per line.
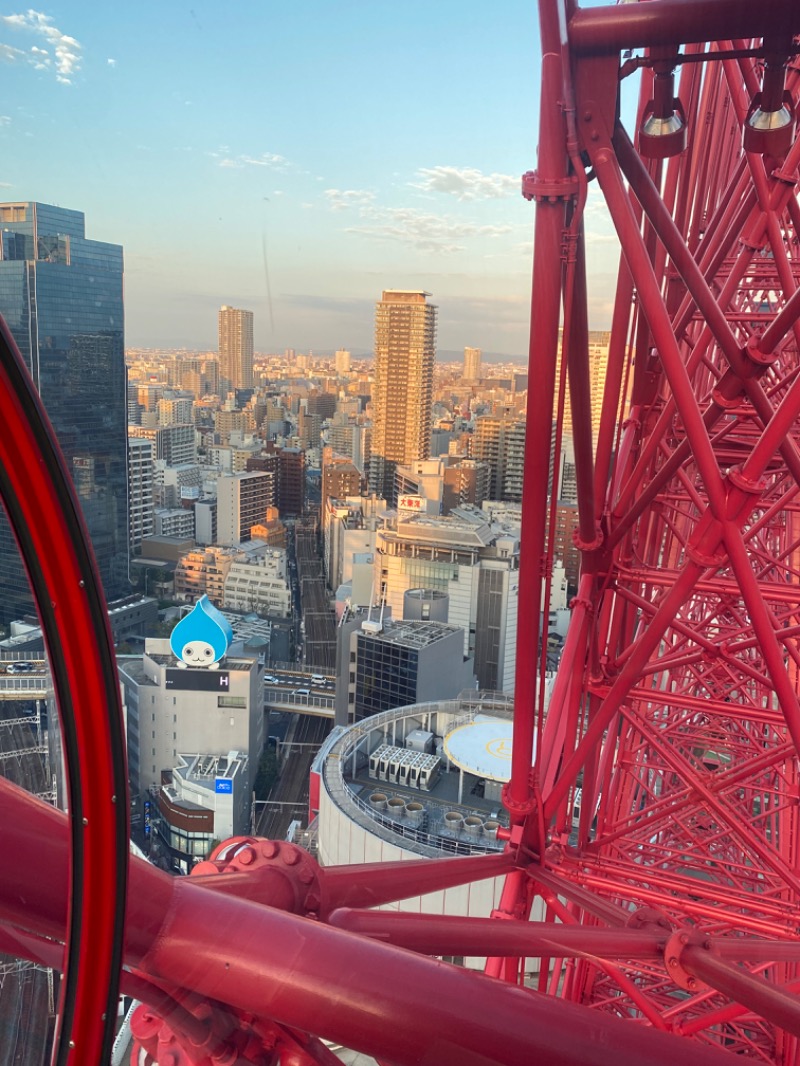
[443, 716, 513, 782]
[310, 693, 546, 968]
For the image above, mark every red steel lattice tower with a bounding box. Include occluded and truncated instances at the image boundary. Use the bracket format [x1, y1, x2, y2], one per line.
[3, 2, 800, 1064]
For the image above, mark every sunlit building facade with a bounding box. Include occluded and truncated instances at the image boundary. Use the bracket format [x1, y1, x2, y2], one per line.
[218, 305, 254, 392]
[463, 346, 481, 380]
[369, 290, 436, 503]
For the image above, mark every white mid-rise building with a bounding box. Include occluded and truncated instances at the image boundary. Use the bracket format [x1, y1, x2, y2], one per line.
[223, 549, 291, 615]
[128, 436, 155, 552]
[375, 505, 519, 693]
[154, 460, 204, 508]
[118, 637, 264, 804]
[323, 494, 389, 593]
[154, 507, 195, 539]
[158, 751, 250, 872]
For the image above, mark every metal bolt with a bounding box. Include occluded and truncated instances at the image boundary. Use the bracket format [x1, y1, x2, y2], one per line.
[82, 818, 88, 826]
[687, 977, 697, 990]
[78, 580, 85, 588]
[68, 1041, 75, 1049]
[668, 956, 678, 967]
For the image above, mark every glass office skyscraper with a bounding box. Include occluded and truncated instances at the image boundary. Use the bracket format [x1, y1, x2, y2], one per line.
[0, 202, 128, 624]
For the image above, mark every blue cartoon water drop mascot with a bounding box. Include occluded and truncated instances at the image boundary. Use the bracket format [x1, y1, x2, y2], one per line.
[170, 596, 233, 669]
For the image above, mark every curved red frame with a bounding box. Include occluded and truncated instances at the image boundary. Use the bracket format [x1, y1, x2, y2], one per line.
[0, 317, 128, 1064]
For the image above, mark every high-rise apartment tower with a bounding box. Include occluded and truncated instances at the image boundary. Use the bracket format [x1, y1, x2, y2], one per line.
[335, 348, 351, 376]
[368, 290, 436, 503]
[463, 346, 481, 381]
[218, 305, 254, 393]
[0, 202, 128, 623]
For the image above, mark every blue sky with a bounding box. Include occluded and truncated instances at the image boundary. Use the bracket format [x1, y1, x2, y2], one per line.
[0, 1, 619, 355]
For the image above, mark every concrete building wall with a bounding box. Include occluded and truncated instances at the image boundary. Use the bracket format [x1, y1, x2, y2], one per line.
[317, 784, 506, 927]
[416, 630, 475, 699]
[195, 499, 217, 546]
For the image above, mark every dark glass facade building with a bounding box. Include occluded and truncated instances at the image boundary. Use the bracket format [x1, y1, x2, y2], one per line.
[354, 630, 419, 721]
[0, 202, 128, 623]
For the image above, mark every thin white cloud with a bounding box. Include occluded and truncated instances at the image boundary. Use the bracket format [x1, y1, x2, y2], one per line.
[412, 166, 518, 201]
[324, 188, 375, 212]
[325, 179, 519, 252]
[107, 57, 116, 67]
[0, 10, 81, 83]
[0, 41, 23, 61]
[213, 149, 289, 170]
[584, 231, 619, 245]
[0, 115, 10, 126]
[346, 205, 512, 253]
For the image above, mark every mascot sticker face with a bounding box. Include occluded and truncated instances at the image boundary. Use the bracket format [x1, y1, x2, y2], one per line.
[169, 596, 233, 669]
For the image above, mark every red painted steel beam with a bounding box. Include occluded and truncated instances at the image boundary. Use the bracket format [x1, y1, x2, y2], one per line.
[328, 909, 666, 957]
[320, 851, 515, 912]
[569, 0, 798, 55]
[756, 283, 800, 356]
[192, 845, 516, 916]
[509, 0, 570, 821]
[682, 945, 800, 1039]
[0, 779, 741, 1066]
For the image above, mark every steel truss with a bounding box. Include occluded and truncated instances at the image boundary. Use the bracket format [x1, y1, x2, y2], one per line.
[3, 1, 800, 1064]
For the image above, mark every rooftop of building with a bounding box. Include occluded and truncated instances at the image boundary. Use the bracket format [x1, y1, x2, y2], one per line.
[117, 656, 158, 687]
[382, 504, 521, 551]
[316, 693, 516, 858]
[175, 750, 246, 783]
[379, 290, 432, 299]
[146, 651, 259, 671]
[357, 617, 465, 649]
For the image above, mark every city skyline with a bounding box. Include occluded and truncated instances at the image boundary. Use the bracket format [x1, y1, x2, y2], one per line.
[0, 2, 618, 356]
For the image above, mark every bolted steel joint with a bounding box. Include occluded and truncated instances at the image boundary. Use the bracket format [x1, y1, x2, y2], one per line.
[521, 170, 579, 203]
[664, 930, 708, 993]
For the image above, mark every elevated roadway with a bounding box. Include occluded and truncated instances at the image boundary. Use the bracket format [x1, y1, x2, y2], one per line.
[0, 660, 48, 700]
